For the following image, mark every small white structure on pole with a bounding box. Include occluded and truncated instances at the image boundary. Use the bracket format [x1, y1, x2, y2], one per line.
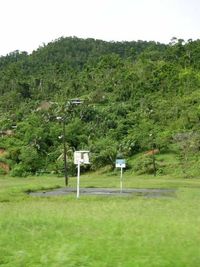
[74, 151, 90, 198]
[115, 159, 126, 193]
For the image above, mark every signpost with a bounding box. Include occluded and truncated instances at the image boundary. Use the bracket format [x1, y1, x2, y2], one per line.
[74, 151, 90, 198]
[115, 159, 126, 193]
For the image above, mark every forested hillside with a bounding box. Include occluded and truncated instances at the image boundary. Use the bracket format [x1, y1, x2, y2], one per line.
[1, 36, 200, 177]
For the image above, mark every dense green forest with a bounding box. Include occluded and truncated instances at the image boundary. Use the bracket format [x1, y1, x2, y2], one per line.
[1, 36, 200, 177]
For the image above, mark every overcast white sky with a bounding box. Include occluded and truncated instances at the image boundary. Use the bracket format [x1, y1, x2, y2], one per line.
[0, 0, 200, 56]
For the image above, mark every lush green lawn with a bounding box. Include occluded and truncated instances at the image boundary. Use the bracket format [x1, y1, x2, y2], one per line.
[1, 173, 200, 267]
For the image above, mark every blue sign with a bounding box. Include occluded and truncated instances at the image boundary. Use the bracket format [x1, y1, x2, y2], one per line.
[116, 159, 126, 168]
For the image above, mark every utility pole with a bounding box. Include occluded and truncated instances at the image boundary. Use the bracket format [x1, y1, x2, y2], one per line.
[57, 99, 84, 187]
[62, 119, 68, 186]
[152, 147, 156, 177]
[149, 133, 156, 176]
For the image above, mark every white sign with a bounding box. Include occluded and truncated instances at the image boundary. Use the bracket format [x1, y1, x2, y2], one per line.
[115, 159, 126, 193]
[115, 159, 126, 168]
[74, 151, 90, 198]
[74, 151, 90, 165]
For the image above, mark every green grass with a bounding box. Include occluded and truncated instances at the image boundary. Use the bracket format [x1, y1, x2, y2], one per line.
[1, 173, 200, 266]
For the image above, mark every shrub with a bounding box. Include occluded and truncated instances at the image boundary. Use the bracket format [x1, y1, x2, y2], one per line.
[0, 168, 6, 175]
[19, 146, 42, 172]
[133, 154, 163, 175]
[10, 164, 28, 177]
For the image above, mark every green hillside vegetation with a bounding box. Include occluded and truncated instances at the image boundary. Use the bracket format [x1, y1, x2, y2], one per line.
[1, 36, 200, 177]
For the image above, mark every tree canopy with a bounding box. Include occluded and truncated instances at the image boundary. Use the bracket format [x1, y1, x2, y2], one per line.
[1, 36, 200, 176]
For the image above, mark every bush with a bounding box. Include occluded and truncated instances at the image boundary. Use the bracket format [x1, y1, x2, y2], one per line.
[47, 158, 78, 177]
[10, 164, 28, 177]
[133, 154, 163, 175]
[19, 146, 41, 172]
[0, 168, 7, 175]
[90, 138, 118, 170]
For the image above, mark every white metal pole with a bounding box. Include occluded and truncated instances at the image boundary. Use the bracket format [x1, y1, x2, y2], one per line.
[77, 161, 80, 198]
[120, 167, 123, 193]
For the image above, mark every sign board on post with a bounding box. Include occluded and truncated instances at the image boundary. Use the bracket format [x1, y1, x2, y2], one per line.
[115, 159, 126, 168]
[74, 151, 90, 165]
[115, 159, 126, 193]
[74, 151, 90, 198]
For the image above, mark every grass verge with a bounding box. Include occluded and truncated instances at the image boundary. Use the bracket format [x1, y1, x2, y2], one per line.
[0, 173, 200, 266]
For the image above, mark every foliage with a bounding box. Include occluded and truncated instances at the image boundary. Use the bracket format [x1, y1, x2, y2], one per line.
[133, 154, 163, 175]
[10, 163, 29, 177]
[90, 137, 118, 170]
[173, 131, 200, 178]
[1, 37, 200, 176]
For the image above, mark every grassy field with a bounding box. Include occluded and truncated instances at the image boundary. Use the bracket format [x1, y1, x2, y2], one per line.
[1, 173, 200, 267]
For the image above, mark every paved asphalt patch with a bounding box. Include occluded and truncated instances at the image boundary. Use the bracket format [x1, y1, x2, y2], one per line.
[29, 187, 176, 198]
